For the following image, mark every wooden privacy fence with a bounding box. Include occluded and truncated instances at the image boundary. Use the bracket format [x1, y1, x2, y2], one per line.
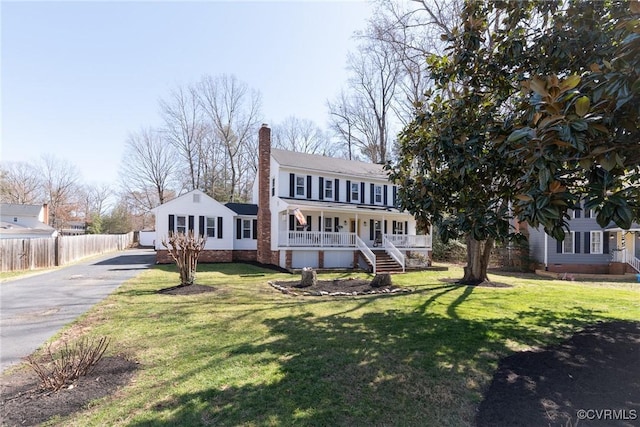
[0, 233, 134, 272]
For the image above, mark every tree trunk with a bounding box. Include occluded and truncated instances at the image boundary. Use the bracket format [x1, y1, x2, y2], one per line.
[460, 235, 494, 285]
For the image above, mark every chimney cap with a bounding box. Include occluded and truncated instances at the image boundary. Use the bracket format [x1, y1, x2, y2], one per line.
[261, 123, 269, 128]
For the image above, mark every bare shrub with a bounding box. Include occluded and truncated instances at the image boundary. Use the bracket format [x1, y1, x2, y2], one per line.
[26, 336, 110, 391]
[161, 231, 207, 286]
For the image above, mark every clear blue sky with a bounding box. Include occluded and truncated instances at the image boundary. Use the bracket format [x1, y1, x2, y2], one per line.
[1, 0, 373, 186]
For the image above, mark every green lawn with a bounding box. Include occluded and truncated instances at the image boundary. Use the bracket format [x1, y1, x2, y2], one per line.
[42, 264, 639, 426]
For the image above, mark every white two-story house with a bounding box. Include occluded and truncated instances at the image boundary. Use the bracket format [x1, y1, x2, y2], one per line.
[154, 124, 431, 273]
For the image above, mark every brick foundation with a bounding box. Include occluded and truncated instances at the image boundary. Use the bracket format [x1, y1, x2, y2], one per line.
[545, 263, 612, 275]
[232, 250, 257, 263]
[285, 250, 292, 270]
[318, 251, 324, 268]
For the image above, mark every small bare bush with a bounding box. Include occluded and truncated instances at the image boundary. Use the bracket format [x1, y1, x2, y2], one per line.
[162, 231, 207, 285]
[26, 336, 110, 391]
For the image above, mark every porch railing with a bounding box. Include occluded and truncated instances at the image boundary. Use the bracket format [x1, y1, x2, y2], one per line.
[613, 249, 640, 273]
[383, 235, 405, 272]
[356, 236, 376, 274]
[287, 231, 356, 247]
[384, 234, 431, 248]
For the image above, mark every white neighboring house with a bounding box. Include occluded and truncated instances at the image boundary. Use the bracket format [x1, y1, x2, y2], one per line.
[0, 203, 58, 239]
[152, 189, 258, 264]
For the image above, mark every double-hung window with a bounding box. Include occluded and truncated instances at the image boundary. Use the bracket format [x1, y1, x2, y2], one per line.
[590, 231, 603, 254]
[562, 231, 575, 254]
[351, 182, 359, 202]
[242, 219, 252, 238]
[206, 217, 216, 238]
[296, 176, 305, 197]
[374, 185, 382, 204]
[176, 216, 186, 234]
[324, 179, 333, 200]
[324, 217, 334, 233]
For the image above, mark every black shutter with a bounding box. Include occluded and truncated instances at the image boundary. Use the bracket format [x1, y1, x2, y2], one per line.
[306, 216, 312, 231]
[384, 220, 388, 234]
[393, 186, 398, 207]
[236, 218, 242, 239]
[334, 217, 339, 232]
[557, 239, 562, 253]
[575, 232, 581, 253]
[252, 219, 257, 239]
[392, 220, 397, 234]
[603, 232, 610, 253]
[575, 208, 581, 219]
[168, 214, 175, 233]
[405, 221, 408, 234]
[199, 216, 205, 238]
[319, 177, 324, 200]
[289, 173, 295, 197]
[217, 217, 223, 239]
[318, 216, 322, 231]
[307, 175, 312, 199]
[360, 183, 365, 204]
[370, 184, 375, 205]
[346, 180, 351, 202]
[335, 179, 340, 201]
[584, 232, 590, 254]
[383, 185, 388, 206]
[289, 215, 295, 231]
[188, 215, 194, 232]
[369, 220, 374, 241]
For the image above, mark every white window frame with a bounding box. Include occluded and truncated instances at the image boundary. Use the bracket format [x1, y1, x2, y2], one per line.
[395, 222, 404, 235]
[374, 185, 382, 204]
[242, 219, 252, 239]
[590, 231, 603, 254]
[351, 182, 359, 202]
[295, 175, 306, 197]
[562, 231, 575, 254]
[324, 179, 333, 200]
[206, 217, 216, 238]
[176, 215, 186, 234]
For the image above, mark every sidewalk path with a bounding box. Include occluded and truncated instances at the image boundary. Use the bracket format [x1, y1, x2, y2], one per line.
[0, 248, 155, 372]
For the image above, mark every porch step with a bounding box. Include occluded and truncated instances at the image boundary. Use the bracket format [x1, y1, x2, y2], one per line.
[363, 250, 404, 274]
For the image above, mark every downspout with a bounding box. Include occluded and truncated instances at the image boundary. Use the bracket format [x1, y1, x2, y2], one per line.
[544, 233, 548, 271]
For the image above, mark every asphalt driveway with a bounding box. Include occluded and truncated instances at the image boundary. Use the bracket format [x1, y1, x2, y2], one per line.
[0, 248, 155, 372]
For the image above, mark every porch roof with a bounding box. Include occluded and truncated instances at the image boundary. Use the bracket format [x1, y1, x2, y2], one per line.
[276, 197, 409, 216]
[605, 227, 640, 232]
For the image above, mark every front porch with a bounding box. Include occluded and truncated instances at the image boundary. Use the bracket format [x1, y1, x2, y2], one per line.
[282, 231, 431, 250]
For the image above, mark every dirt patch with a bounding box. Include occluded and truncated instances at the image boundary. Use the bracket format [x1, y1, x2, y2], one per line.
[157, 283, 217, 295]
[270, 278, 411, 296]
[0, 355, 139, 426]
[476, 320, 640, 426]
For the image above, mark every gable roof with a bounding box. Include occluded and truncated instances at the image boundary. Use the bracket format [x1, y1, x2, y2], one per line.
[0, 203, 43, 218]
[271, 149, 387, 180]
[225, 203, 258, 216]
[151, 189, 235, 215]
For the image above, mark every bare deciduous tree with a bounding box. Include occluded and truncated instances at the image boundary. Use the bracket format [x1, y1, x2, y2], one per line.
[198, 74, 261, 202]
[162, 231, 207, 286]
[40, 154, 82, 229]
[272, 116, 334, 156]
[0, 161, 43, 204]
[120, 127, 177, 213]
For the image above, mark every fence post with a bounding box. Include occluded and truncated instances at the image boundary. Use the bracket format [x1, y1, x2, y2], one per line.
[55, 236, 61, 266]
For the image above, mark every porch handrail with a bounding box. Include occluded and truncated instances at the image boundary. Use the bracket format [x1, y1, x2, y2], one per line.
[287, 231, 356, 247]
[384, 234, 430, 248]
[383, 235, 405, 273]
[356, 236, 376, 274]
[612, 249, 640, 273]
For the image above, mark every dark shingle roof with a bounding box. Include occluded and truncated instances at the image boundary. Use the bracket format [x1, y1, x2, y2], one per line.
[225, 203, 258, 216]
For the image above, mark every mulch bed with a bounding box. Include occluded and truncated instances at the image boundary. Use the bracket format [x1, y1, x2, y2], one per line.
[476, 320, 640, 427]
[270, 278, 412, 296]
[0, 356, 139, 427]
[157, 283, 218, 295]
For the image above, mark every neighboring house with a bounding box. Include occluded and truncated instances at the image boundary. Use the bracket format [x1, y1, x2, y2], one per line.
[153, 124, 432, 272]
[59, 220, 87, 236]
[0, 203, 58, 239]
[528, 202, 640, 274]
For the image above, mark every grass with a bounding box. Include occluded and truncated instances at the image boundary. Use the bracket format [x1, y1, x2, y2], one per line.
[38, 263, 639, 426]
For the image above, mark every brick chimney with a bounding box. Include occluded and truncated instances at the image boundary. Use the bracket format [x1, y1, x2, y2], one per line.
[41, 203, 50, 225]
[257, 124, 274, 265]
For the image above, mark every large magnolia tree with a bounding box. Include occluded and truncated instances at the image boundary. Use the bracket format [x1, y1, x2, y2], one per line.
[390, 0, 640, 284]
